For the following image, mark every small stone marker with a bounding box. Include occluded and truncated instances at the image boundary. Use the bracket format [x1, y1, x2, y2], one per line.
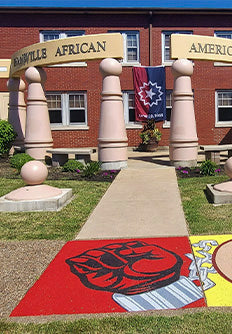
[206, 157, 232, 204]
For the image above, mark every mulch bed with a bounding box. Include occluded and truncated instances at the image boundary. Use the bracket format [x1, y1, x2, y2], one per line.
[175, 166, 225, 178]
[0, 158, 119, 182]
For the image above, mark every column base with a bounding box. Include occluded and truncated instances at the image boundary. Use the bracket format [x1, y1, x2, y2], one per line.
[100, 160, 127, 170]
[25, 144, 53, 160]
[169, 142, 198, 167]
[170, 159, 197, 168]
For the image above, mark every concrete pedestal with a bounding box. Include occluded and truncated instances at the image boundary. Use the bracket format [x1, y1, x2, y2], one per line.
[0, 188, 72, 212]
[208, 157, 232, 204]
[206, 184, 232, 205]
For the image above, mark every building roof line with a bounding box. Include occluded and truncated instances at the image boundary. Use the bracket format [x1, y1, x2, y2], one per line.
[1, 7, 232, 15]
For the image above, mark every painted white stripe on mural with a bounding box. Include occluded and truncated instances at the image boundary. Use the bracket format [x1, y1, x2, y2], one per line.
[113, 295, 146, 312]
[113, 277, 203, 312]
[148, 290, 176, 309]
[164, 285, 192, 304]
[176, 278, 202, 298]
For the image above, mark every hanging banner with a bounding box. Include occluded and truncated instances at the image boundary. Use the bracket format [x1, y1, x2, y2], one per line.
[133, 66, 166, 122]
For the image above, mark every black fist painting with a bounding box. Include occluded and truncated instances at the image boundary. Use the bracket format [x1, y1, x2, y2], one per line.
[65, 240, 183, 295]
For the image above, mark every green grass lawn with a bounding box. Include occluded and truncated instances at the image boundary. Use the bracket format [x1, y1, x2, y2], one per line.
[177, 174, 232, 235]
[1, 311, 232, 333]
[1, 174, 232, 333]
[1, 174, 231, 240]
[0, 178, 110, 240]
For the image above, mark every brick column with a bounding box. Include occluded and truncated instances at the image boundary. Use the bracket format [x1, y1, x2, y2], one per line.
[169, 59, 198, 167]
[98, 58, 128, 170]
[7, 77, 26, 152]
[24, 67, 53, 160]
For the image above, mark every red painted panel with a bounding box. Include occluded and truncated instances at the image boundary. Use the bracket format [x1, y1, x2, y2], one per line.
[10, 237, 206, 316]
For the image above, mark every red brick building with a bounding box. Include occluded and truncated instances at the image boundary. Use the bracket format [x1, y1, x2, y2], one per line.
[1, 2, 232, 148]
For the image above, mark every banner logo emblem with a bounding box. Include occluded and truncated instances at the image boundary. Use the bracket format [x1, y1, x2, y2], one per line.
[138, 81, 163, 107]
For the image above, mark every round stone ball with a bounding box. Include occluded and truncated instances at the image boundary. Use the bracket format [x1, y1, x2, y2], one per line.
[20, 160, 48, 185]
[25, 66, 46, 84]
[99, 58, 122, 77]
[172, 59, 193, 77]
[224, 157, 232, 179]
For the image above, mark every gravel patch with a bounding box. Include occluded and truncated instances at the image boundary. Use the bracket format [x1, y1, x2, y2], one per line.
[0, 240, 65, 318]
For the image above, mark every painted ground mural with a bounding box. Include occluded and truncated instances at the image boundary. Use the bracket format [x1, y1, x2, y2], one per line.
[10, 237, 206, 316]
[10, 235, 232, 316]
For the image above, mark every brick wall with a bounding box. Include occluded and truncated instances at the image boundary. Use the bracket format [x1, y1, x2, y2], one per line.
[1, 11, 232, 147]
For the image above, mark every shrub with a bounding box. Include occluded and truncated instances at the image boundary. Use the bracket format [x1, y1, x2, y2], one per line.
[9, 153, 34, 172]
[82, 161, 101, 177]
[139, 119, 162, 144]
[62, 159, 85, 172]
[0, 120, 17, 157]
[200, 160, 219, 176]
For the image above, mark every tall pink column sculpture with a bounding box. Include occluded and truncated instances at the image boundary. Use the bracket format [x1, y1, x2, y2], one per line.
[24, 67, 53, 160]
[169, 59, 198, 167]
[7, 77, 26, 152]
[98, 58, 128, 170]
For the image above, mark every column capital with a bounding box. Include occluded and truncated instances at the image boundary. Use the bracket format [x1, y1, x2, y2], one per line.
[172, 59, 193, 78]
[99, 58, 122, 77]
[25, 66, 47, 84]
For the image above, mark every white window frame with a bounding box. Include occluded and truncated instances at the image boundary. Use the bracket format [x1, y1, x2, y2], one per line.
[40, 30, 87, 67]
[122, 91, 142, 129]
[46, 92, 88, 130]
[214, 31, 232, 66]
[109, 31, 140, 66]
[40, 30, 85, 42]
[162, 31, 192, 65]
[215, 90, 232, 127]
[163, 90, 172, 128]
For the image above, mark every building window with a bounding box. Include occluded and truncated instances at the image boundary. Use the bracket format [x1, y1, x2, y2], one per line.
[215, 31, 232, 39]
[40, 30, 86, 67]
[123, 91, 136, 124]
[166, 90, 172, 122]
[162, 31, 192, 64]
[109, 31, 140, 64]
[163, 90, 172, 127]
[216, 91, 232, 125]
[46, 92, 87, 127]
[40, 30, 85, 42]
[214, 32, 232, 66]
[125, 32, 139, 63]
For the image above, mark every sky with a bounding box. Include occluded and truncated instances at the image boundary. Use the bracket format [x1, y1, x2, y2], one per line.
[1, 0, 232, 9]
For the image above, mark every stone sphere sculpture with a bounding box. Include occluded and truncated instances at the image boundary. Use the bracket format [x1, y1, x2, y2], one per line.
[171, 58, 194, 78]
[99, 58, 122, 77]
[21, 160, 48, 185]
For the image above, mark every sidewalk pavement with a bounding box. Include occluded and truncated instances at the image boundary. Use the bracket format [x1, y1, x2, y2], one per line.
[76, 149, 188, 240]
[2, 149, 232, 320]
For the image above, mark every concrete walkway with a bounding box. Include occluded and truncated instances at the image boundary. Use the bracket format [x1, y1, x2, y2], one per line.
[76, 150, 188, 240]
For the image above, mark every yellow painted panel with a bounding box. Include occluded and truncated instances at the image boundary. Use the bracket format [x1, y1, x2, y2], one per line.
[10, 33, 124, 77]
[190, 234, 232, 306]
[171, 34, 232, 62]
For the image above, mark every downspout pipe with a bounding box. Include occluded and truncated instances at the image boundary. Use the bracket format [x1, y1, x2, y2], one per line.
[149, 11, 153, 66]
